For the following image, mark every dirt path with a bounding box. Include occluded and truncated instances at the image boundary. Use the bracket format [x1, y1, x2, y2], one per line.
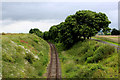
[47, 43, 61, 80]
[91, 38, 120, 52]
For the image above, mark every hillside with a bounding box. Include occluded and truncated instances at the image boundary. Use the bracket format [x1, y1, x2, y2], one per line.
[2, 34, 50, 78]
[56, 39, 118, 78]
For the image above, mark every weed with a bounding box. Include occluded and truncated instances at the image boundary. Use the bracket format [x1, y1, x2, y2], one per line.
[56, 39, 118, 78]
[2, 34, 50, 78]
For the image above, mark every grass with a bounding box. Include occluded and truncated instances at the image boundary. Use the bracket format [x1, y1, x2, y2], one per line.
[55, 39, 119, 78]
[0, 35, 2, 79]
[92, 35, 120, 45]
[2, 34, 50, 78]
[92, 37, 119, 46]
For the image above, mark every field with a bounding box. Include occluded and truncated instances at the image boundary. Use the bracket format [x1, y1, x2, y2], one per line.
[56, 39, 119, 78]
[2, 34, 50, 78]
[93, 35, 120, 45]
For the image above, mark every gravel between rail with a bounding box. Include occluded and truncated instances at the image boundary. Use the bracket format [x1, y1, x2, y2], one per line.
[47, 43, 61, 80]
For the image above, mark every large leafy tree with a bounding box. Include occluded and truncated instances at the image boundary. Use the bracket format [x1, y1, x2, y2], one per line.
[43, 31, 49, 40]
[111, 28, 120, 35]
[43, 10, 111, 49]
[75, 10, 111, 38]
[102, 27, 111, 35]
[59, 10, 111, 48]
[49, 25, 58, 40]
[48, 24, 62, 42]
[29, 28, 43, 38]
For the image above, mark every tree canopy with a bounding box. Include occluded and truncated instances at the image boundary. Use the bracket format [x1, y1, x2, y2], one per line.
[29, 28, 43, 38]
[44, 10, 111, 48]
[30, 10, 111, 49]
[111, 28, 120, 35]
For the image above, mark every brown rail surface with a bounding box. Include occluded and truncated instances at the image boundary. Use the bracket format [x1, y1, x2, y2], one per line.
[47, 43, 61, 80]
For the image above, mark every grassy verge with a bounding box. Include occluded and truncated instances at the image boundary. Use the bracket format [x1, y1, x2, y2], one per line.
[0, 35, 2, 79]
[55, 40, 118, 78]
[2, 34, 50, 78]
[92, 37, 119, 46]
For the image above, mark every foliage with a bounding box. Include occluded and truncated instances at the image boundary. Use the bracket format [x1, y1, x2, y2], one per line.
[29, 28, 43, 38]
[56, 40, 118, 78]
[86, 45, 115, 63]
[111, 28, 120, 35]
[102, 27, 111, 35]
[43, 31, 50, 40]
[2, 34, 49, 78]
[43, 10, 111, 49]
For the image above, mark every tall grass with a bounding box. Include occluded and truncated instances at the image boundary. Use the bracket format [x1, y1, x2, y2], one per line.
[0, 35, 2, 79]
[2, 34, 50, 78]
[56, 40, 118, 78]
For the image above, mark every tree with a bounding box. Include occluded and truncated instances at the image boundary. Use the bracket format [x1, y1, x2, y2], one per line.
[75, 10, 111, 38]
[49, 25, 58, 40]
[102, 27, 111, 35]
[43, 10, 111, 49]
[111, 28, 120, 35]
[43, 31, 49, 40]
[29, 28, 43, 38]
[29, 29, 34, 34]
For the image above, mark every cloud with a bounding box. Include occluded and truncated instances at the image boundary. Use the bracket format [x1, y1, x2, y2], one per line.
[2, 2, 117, 21]
[2, 2, 70, 21]
[1, 2, 118, 33]
[1, 19, 62, 33]
[2, 0, 119, 2]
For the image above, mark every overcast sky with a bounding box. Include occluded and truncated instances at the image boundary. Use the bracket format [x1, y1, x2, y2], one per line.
[1, 1, 119, 33]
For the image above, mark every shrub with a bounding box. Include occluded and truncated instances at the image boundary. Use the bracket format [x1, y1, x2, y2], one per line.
[87, 57, 94, 63]
[2, 32, 6, 35]
[34, 39, 39, 43]
[2, 53, 14, 62]
[75, 64, 104, 78]
[25, 52, 36, 64]
[2, 34, 49, 78]
[86, 45, 115, 63]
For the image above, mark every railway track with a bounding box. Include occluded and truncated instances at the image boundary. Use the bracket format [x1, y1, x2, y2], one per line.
[47, 43, 61, 80]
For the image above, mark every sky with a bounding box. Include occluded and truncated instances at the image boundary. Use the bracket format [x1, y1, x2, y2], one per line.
[0, 0, 119, 33]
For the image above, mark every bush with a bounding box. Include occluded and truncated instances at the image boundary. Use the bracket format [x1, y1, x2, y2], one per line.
[86, 45, 115, 63]
[2, 32, 6, 35]
[57, 39, 118, 78]
[2, 53, 14, 62]
[87, 57, 94, 63]
[2, 34, 49, 78]
[34, 39, 39, 43]
[29, 28, 43, 38]
[25, 53, 35, 64]
[75, 64, 104, 78]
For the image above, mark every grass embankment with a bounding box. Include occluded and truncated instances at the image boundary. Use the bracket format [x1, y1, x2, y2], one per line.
[92, 35, 120, 46]
[2, 34, 50, 78]
[0, 35, 1, 79]
[56, 40, 118, 78]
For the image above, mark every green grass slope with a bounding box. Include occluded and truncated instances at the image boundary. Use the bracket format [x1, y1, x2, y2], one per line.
[2, 34, 50, 78]
[0, 35, 2, 79]
[92, 36, 120, 45]
[56, 40, 118, 78]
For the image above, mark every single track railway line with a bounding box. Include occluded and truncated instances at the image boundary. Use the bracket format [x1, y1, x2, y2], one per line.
[47, 43, 61, 80]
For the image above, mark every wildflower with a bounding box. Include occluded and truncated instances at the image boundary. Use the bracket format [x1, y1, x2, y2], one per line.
[20, 40, 28, 44]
